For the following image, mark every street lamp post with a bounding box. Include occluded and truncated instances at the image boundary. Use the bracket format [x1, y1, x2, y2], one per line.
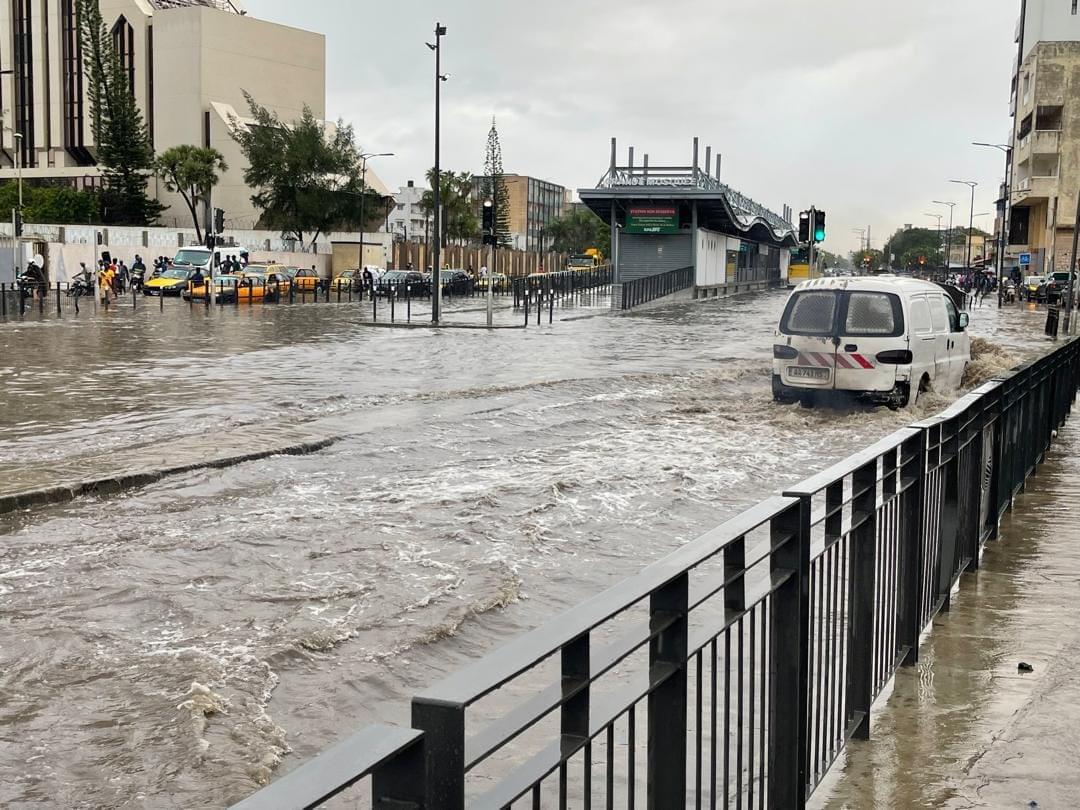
[356, 151, 393, 275]
[973, 142, 1013, 307]
[12, 131, 22, 280]
[427, 23, 448, 323]
[933, 200, 957, 272]
[950, 180, 978, 272]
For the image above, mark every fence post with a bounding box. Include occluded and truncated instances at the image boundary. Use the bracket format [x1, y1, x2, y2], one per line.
[412, 699, 465, 810]
[372, 737, 428, 810]
[647, 572, 688, 809]
[847, 460, 878, 740]
[56, 282, 61, 315]
[768, 499, 809, 810]
[899, 429, 927, 666]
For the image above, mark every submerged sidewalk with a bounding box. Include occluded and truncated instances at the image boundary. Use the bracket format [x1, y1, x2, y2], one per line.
[815, 419, 1080, 809]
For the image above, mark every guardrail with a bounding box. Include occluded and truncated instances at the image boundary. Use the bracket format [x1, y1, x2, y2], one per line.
[233, 337, 1080, 810]
[619, 265, 694, 309]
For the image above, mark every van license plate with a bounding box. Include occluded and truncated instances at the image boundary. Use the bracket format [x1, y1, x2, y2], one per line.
[788, 367, 829, 380]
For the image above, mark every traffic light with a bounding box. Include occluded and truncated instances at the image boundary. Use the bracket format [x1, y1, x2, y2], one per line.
[813, 210, 826, 242]
[798, 210, 810, 243]
[214, 208, 225, 234]
[482, 200, 495, 245]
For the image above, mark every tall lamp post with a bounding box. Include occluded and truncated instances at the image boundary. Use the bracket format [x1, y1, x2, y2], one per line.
[427, 23, 448, 323]
[356, 151, 393, 273]
[12, 131, 22, 280]
[973, 142, 1013, 307]
[933, 200, 957, 272]
[950, 180, 979, 272]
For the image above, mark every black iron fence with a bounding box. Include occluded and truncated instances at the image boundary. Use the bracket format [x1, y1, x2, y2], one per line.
[0, 266, 615, 326]
[235, 339, 1080, 810]
[619, 266, 694, 310]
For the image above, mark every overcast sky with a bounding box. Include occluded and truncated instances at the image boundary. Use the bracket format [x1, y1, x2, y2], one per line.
[245, 0, 1018, 256]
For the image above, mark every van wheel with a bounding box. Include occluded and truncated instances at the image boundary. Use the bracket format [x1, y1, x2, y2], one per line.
[888, 383, 910, 411]
[912, 375, 931, 406]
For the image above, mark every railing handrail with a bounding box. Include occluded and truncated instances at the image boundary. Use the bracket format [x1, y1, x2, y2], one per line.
[417, 494, 794, 707]
[233, 335, 1080, 810]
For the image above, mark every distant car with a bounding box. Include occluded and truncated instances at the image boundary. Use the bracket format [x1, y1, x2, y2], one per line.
[476, 272, 508, 292]
[377, 270, 429, 296]
[1024, 275, 1046, 301]
[183, 274, 244, 303]
[439, 269, 473, 295]
[1043, 271, 1076, 304]
[143, 267, 193, 296]
[291, 267, 324, 293]
[330, 270, 360, 292]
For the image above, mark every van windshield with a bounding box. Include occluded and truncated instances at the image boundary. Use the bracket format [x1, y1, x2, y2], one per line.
[781, 291, 838, 335]
[174, 250, 211, 266]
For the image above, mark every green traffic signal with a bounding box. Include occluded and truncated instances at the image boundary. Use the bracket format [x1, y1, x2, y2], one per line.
[814, 227, 825, 241]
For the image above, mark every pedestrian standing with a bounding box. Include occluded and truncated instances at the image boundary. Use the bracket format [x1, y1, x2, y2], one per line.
[116, 261, 128, 295]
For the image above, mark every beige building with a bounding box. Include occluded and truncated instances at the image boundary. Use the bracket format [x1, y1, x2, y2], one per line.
[0, 0, 345, 230]
[1007, 1, 1080, 275]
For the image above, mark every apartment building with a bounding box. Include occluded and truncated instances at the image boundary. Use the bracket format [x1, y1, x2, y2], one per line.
[473, 174, 569, 251]
[385, 180, 430, 242]
[1007, 0, 1080, 274]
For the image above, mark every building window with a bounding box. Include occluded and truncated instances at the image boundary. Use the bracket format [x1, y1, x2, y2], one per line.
[61, 0, 93, 165]
[112, 16, 135, 94]
[1073, 0, 1078, 14]
[12, 0, 35, 167]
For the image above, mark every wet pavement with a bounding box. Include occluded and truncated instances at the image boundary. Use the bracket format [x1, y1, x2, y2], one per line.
[0, 290, 1066, 808]
[813, 416, 1080, 810]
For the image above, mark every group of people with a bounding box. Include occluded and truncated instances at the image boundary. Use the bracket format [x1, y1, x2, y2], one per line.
[85, 255, 148, 302]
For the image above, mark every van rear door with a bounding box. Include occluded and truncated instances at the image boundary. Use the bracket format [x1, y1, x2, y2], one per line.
[776, 289, 840, 390]
[831, 290, 904, 394]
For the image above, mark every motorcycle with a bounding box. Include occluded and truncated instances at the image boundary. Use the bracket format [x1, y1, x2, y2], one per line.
[130, 268, 146, 293]
[67, 273, 95, 299]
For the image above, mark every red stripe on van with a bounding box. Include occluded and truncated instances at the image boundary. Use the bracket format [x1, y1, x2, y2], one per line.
[813, 352, 832, 367]
[834, 355, 854, 369]
[851, 353, 875, 369]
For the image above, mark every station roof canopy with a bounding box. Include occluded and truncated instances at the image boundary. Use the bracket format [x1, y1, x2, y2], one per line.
[579, 165, 798, 249]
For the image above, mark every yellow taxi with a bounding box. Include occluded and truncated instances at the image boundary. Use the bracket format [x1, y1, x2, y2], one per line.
[183, 274, 244, 303]
[143, 267, 194, 296]
[290, 267, 324, 293]
[475, 272, 508, 292]
[330, 269, 361, 292]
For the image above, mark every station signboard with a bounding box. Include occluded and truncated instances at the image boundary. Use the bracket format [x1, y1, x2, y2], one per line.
[625, 206, 680, 234]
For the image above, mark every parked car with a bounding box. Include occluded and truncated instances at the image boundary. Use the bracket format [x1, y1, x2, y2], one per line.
[183, 274, 244, 303]
[291, 267, 324, 293]
[330, 270, 361, 292]
[772, 276, 970, 410]
[476, 272, 508, 292]
[439, 269, 474, 295]
[376, 270, 429, 297]
[143, 267, 193, 296]
[1042, 271, 1076, 304]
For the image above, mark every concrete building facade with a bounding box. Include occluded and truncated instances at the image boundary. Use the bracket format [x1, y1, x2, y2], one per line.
[473, 174, 569, 252]
[0, 0, 330, 230]
[1007, 1, 1080, 274]
[385, 180, 429, 242]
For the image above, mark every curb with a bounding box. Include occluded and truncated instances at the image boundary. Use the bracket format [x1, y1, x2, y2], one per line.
[0, 436, 339, 516]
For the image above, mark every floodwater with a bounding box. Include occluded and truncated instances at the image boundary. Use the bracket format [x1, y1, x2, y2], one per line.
[0, 291, 1059, 808]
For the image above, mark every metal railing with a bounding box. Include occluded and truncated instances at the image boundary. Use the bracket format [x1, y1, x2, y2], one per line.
[233, 337, 1080, 810]
[619, 265, 694, 309]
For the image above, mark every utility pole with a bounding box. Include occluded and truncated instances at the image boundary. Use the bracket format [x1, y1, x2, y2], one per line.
[808, 205, 816, 279]
[428, 23, 447, 323]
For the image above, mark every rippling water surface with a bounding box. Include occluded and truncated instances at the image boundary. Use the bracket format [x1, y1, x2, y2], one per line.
[0, 292, 1057, 807]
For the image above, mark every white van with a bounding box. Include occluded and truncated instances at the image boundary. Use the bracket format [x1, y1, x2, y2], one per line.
[772, 276, 970, 409]
[172, 245, 250, 273]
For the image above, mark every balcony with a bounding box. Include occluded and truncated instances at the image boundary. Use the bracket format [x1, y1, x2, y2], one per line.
[1015, 14, 1022, 43]
[1033, 129, 1061, 155]
[1013, 175, 1057, 204]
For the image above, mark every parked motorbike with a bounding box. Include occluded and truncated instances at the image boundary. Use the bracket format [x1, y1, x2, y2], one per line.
[130, 268, 146, 293]
[67, 274, 95, 298]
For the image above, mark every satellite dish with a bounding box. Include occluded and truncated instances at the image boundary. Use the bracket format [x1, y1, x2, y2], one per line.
[32, 253, 44, 267]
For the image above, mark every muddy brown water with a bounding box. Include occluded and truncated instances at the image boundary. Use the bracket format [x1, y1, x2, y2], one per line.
[0, 292, 1059, 808]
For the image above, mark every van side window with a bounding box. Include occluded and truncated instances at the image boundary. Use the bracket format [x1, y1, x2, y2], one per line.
[910, 296, 933, 335]
[929, 295, 949, 334]
[843, 292, 903, 337]
[943, 296, 962, 332]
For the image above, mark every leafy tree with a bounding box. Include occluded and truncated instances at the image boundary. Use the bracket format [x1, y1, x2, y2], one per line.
[481, 118, 511, 246]
[78, 0, 161, 225]
[153, 145, 227, 242]
[0, 183, 98, 224]
[544, 207, 610, 256]
[420, 170, 478, 246]
[230, 92, 384, 246]
[850, 248, 885, 271]
[884, 227, 944, 270]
